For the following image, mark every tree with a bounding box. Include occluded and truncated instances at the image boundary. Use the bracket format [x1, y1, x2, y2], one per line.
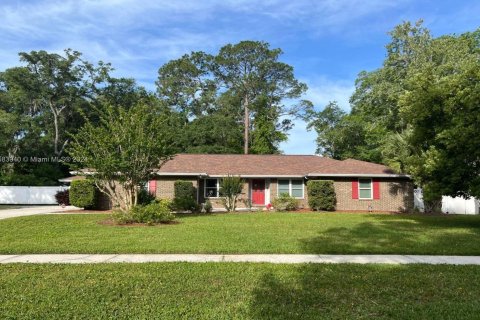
[306, 102, 383, 162]
[219, 175, 244, 212]
[399, 29, 480, 200]
[68, 103, 176, 212]
[309, 20, 432, 163]
[308, 20, 480, 205]
[214, 41, 309, 154]
[2, 49, 112, 157]
[156, 41, 311, 154]
[156, 52, 216, 120]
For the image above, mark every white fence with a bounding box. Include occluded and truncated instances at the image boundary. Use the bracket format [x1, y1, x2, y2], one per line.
[414, 189, 480, 215]
[0, 186, 68, 205]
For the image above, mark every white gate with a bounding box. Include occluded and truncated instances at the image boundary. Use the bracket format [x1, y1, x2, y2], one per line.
[0, 186, 68, 205]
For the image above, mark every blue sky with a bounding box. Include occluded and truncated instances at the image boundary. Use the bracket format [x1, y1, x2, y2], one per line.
[1, 0, 479, 154]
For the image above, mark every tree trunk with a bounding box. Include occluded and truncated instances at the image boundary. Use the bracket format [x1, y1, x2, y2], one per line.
[244, 95, 249, 154]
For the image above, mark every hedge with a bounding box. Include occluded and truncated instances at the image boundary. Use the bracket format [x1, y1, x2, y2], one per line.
[307, 180, 336, 211]
[69, 180, 96, 209]
[173, 180, 198, 211]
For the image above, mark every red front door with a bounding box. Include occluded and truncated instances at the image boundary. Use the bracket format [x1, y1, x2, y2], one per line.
[251, 179, 265, 205]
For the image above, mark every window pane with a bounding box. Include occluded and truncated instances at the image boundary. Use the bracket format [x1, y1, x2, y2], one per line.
[205, 179, 218, 197]
[290, 180, 303, 197]
[278, 180, 289, 195]
[359, 189, 372, 199]
[359, 179, 371, 188]
[206, 179, 217, 188]
[291, 180, 303, 189]
[291, 188, 303, 198]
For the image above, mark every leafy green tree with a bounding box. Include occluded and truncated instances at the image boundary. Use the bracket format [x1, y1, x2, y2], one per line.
[1, 49, 112, 156]
[219, 175, 244, 212]
[250, 96, 287, 154]
[214, 41, 309, 154]
[156, 52, 216, 120]
[68, 103, 176, 212]
[0, 49, 151, 185]
[309, 21, 480, 204]
[156, 41, 310, 154]
[399, 29, 480, 199]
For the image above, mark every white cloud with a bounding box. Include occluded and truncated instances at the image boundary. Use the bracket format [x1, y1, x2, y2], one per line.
[304, 77, 355, 111]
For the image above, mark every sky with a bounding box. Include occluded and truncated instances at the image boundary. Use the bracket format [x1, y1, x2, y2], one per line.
[1, 0, 479, 154]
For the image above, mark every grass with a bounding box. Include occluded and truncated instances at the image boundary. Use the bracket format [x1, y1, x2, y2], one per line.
[1, 212, 480, 254]
[1, 263, 479, 319]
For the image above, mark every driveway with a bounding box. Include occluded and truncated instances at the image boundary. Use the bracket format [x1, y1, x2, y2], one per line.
[0, 205, 79, 220]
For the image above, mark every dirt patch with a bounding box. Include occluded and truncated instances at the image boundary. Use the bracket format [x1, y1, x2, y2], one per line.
[98, 218, 180, 227]
[62, 210, 111, 214]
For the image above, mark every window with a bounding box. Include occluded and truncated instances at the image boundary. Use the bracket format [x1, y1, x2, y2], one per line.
[277, 179, 304, 198]
[358, 179, 372, 199]
[278, 180, 290, 195]
[204, 178, 219, 198]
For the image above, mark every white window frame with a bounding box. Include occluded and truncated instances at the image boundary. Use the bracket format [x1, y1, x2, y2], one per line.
[358, 178, 373, 200]
[277, 179, 304, 199]
[204, 178, 220, 198]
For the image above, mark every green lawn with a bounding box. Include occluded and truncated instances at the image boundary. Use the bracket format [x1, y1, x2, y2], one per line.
[1, 263, 479, 319]
[1, 212, 480, 254]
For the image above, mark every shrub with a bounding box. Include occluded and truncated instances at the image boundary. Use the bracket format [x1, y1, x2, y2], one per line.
[113, 199, 175, 225]
[220, 175, 244, 212]
[173, 180, 198, 212]
[69, 180, 96, 208]
[272, 193, 299, 211]
[54, 189, 70, 206]
[203, 200, 213, 213]
[307, 180, 336, 211]
[137, 188, 156, 205]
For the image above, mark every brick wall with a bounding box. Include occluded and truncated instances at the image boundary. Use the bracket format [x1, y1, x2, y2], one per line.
[198, 179, 250, 209]
[155, 176, 414, 212]
[155, 177, 199, 201]
[269, 178, 308, 209]
[331, 178, 413, 212]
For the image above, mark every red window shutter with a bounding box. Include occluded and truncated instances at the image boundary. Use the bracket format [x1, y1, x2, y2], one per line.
[352, 180, 359, 199]
[373, 179, 380, 199]
[148, 180, 157, 195]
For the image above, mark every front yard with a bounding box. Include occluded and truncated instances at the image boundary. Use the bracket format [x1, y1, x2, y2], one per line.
[1, 263, 479, 319]
[1, 212, 480, 254]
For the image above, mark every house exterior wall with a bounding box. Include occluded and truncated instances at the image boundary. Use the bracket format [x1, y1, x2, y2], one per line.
[153, 176, 414, 212]
[198, 179, 250, 209]
[268, 178, 308, 208]
[329, 178, 413, 212]
[155, 177, 199, 200]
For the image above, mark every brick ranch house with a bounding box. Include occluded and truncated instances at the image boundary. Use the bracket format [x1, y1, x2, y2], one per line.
[149, 154, 414, 212]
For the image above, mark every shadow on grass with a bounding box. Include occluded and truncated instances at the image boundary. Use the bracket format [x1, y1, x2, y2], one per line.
[248, 264, 480, 319]
[300, 214, 480, 255]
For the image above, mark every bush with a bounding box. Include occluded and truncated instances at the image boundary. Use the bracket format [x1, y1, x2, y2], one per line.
[220, 175, 244, 212]
[54, 189, 70, 206]
[307, 180, 336, 211]
[69, 180, 96, 208]
[203, 200, 213, 213]
[272, 193, 299, 211]
[173, 180, 198, 212]
[137, 188, 156, 205]
[113, 199, 175, 225]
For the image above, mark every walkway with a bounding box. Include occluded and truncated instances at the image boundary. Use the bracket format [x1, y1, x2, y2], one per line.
[0, 205, 79, 220]
[1, 254, 480, 265]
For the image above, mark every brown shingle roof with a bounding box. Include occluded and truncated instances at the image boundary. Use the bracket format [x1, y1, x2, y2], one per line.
[157, 154, 403, 177]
